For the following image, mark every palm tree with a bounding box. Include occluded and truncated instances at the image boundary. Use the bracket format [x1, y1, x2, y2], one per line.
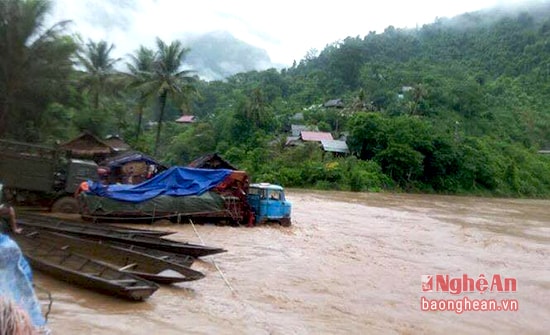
[408, 84, 428, 116]
[246, 88, 266, 128]
[138, 38, 197, 155]
[0, 0, 76, 140]
[126, 46, 155, 141]
[76, 40, 120, 110]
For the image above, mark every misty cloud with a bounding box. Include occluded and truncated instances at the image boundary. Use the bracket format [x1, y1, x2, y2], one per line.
[83, 0, 137, 30]
[49, 0, 528, 67]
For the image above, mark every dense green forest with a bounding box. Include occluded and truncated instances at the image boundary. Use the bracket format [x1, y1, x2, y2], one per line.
[2, 0, 550, 197]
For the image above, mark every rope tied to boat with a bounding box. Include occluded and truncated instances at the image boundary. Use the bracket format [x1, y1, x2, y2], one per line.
[187, 218, 276, 333]
[188, 218, 236, 295]
[32, 284, 53, 322]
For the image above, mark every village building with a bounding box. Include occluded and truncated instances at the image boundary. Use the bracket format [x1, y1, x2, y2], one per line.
[321, 140, 350, 157]
[290, 124, 319, 137]
[104, 135, 131, 153]
[300, 131, 334, 142]
[188, 153, 238, 170]
[285, 130, 349, 157]
[175, 115, 196, 124]
[323, 98, 345, 108]
[58, 131, 115, 162]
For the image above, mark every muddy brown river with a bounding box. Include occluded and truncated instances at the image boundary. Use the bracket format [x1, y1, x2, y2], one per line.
[33, 190, 549, 334]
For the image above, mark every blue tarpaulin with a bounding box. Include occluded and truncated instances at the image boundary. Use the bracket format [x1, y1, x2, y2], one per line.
[88, 166, 232, 203]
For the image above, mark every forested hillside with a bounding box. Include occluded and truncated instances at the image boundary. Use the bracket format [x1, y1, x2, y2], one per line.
[1, 0, 550, 197]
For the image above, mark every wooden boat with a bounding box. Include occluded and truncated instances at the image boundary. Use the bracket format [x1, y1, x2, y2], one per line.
[16, 225, 196, 268]
[19, 212, 175, 237]
[21, 230, 205, 284]
[93, 239, 196, 268]
[18, 218, 227, 258]
[12, 233, 159, 301]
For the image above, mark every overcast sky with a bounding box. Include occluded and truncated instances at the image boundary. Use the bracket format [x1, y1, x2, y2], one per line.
[48, 0, 526, 67]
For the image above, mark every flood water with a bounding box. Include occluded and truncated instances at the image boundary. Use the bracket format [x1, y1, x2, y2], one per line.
[34, 190, 549, 334]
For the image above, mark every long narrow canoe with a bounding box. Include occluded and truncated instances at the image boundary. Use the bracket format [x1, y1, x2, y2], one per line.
[19, 212, 175, 237]
[21, 230, 204, 284]
[12, 233, 159, 301]
[17, 225, 196, 268]
[93, 239, 196, 268]
[17, 218, 226, 258]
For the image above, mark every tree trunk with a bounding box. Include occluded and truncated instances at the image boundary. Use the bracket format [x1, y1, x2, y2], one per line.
[154, 90, 168, 156]
[0, 101, 8, 137]
[135, 95, 145, 141]
[0, 88, 14, 137]
[94, 91, 99, 110]
[136, 107, 143, 141]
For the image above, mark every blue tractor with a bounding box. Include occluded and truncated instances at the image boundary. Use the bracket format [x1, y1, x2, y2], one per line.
[247, 183, 292, 227]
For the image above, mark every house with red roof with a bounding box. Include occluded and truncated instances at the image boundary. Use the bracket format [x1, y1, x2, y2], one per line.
[175, 115, 196, 123]
[300, 131, 334, 142]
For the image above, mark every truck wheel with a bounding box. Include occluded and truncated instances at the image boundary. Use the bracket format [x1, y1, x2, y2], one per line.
[51, 197, 79, 213]
[279, 218, 291, 227]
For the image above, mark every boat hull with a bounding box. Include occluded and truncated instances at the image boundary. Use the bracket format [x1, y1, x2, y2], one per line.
[21, 230, 204, 284]
[18, 218, 226, 258]
[12, 234, 159, 301]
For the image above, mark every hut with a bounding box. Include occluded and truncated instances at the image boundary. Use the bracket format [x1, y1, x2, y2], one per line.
[187, 153, 237, 170]
[300, 131, 334, 142]
[290, 124, 318, 137]
[323, 99, 344, 108]
[58, 132, 114, 162]
[175, 115, 196, 124]
[286, 130, 334, 147]
[321, 140, 350, 157]
[103, 135, 131, 153]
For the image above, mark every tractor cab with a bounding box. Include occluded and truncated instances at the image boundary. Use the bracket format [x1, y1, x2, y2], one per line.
[247, 183, 292, 226]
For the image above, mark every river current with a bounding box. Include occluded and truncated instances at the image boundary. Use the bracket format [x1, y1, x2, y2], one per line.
[34, 190, 549, 334]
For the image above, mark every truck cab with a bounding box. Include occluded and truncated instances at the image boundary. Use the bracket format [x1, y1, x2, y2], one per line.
[63, 159, 100, 194]
[247, 183, 292, 226]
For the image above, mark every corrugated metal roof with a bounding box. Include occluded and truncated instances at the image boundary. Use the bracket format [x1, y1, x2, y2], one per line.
[285, 136, 301, 146]
[104, 135, 131, 151]
[99, 151, 167, 169]
[321, 140, 349, 153]
[291, 124, 318, 137]
[300, 131, 333, 142]
[323, 99, 344, 108]
[175, 115, 196, 123]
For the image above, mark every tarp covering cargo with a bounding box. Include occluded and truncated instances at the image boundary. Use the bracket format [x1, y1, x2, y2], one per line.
[80, 191, 226, 217]
[88, 166, 232, 203]
[99, 151, 167, 169]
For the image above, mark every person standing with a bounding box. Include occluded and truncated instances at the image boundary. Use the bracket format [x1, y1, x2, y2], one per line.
[0, 203, 21, 234]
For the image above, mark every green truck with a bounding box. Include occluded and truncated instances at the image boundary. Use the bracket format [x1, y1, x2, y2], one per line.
[0, 139, 99, 213]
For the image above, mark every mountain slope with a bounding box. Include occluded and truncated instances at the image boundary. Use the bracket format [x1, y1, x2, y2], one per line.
[181, 31, 273, 81]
